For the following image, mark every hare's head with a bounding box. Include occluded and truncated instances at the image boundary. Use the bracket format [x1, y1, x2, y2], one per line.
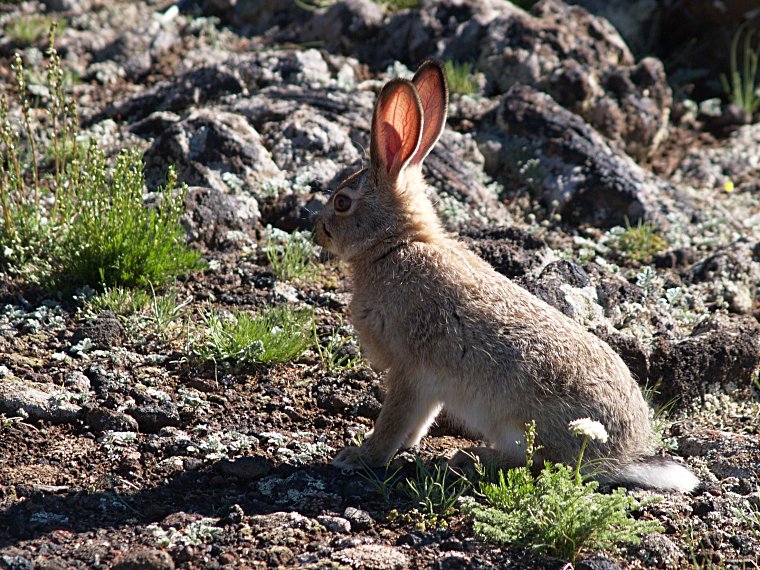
[315, 61, 449, 262]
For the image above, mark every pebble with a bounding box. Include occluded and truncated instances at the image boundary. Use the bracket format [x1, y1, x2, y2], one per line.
[0, 379, 81, 424]
[332, 544, 408, 570]
[342, 506, 374, 531]
[112, 548, 175, 570]
[217, 456, 272, 481]
[85, 406, 139, 433]
[317, 514, 351, 533]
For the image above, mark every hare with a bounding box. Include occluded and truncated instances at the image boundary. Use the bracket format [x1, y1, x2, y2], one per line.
[314, 60, 698, 493]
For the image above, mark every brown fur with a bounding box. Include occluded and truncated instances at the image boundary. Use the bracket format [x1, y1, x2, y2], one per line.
[314, 61, 698, 492]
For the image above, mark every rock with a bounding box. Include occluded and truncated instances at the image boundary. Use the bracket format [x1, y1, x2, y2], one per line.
[637, 534, 686, 568]
[685, 240, 760, 314]
[317, 514, 351, 534]
[342, 506, 374, 531]
[332, 544, 408, 570]
[475, 0, 671, 159]
[649, 316, 760, 406]
[71, 311, 124, 350]
[483, 84, 692, 229]
[0, 378, 81, 424]
[673, 123, 760, 193]
[182, 187, 260, 250]
[63, 370, 91, 393]
[86, 364, 135, 396]
[112, 547, 175, 570]
[576, 556, 624, 570]
[460, 226, 549, 278]
[143, 108, 283, 199]
[0, 554, 34, 570]
[298, 0, 511, 71]
[95, 64, 245, 125]
[217, 456, 272, 481]
[526, 261, 606, 326]
[84, 405, 140, 433]
[128, 401, 181, 433]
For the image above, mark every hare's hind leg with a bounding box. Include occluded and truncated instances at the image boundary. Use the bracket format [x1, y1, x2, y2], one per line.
[333, 369, 440, 469]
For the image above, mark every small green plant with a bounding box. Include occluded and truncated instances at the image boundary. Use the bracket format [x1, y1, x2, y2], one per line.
[294, 0, 337, 10]
[375, 0, 421, 10]
[403, 456, 471, 519]
[264, 226, 316, 281]
[720, 24, 760, 115]
[315, 323, 362, 371]
[86, 286, 152, 317]
[194, 306, 314, 368]
[149, 284, 193, 337]
[4, 14, 57, 47]
[444, 60, 477, 95]
[616, 218, 667, 262]
[51, 149, 201, 289]
[356, 460, 403, 503]
[0, 26, 201, 290]
[465, 421, 663, 562]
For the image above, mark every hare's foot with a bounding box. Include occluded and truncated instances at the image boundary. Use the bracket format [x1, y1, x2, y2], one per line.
[332, 446, 372, 470]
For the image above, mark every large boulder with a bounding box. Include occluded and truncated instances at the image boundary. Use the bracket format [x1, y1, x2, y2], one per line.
[480, 84, 692, 229]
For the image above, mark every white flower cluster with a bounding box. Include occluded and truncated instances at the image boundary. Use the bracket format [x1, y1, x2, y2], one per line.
[569, 418, 609, 443]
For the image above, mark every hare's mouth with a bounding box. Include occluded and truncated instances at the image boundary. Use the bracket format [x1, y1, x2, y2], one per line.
[322, 223, 332, 240]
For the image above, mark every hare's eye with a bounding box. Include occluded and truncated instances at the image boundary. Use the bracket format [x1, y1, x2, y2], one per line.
[334, 193, 352, 213]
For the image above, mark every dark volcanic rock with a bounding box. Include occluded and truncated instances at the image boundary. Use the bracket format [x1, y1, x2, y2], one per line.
[182, 186, 260, 250]
[460, 226, 548, 278]
[143, 108, 282, 197]
[128, 401, 182, 433]
[476, 0, 671, 159]
[112, 548, 175, 570]
[483, 85, 693, 229]
[649, 316, 760, 406]
[85, 405, 140, 433]
[217, 456, 272, 481]
[71, 311, 125, 350]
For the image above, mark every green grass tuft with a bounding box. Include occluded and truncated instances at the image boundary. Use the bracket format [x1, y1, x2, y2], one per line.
[4, 14, 58, 47]
[315, 323, 362, 371]
[264, 226, 317, 281]
[403, 457, 471, 519]
[194, 306, 314, 368]
[615, 218, 667, 262]
[444, 60, 477, 95]
[720, 24, 760, 115]
[376, 0, 421, 10]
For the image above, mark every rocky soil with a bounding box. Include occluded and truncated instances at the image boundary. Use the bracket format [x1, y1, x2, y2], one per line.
[1, 0, 760, 568]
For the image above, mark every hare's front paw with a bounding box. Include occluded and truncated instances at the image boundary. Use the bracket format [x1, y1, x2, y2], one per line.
[332, 446, 367, 470]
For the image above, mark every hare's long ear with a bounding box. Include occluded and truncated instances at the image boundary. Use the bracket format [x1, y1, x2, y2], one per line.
[370, 78, 423, 182]
[409, 60, 448, 166]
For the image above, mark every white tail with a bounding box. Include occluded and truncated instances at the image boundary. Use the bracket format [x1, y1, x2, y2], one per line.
[608, 458, 699, 493]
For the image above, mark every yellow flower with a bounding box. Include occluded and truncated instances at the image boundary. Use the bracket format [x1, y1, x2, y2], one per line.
[724, 180, 735, 193]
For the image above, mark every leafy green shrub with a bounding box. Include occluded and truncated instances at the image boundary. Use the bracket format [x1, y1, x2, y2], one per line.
[194, 306, 314, 368]
[0, 27, 200, 290]
[615, 218, 667, 262]
[444, 61, 477, 95]
[721, 25, 760, 115]
[465, 422, 663, 562]
[51, 149, 200, 289]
